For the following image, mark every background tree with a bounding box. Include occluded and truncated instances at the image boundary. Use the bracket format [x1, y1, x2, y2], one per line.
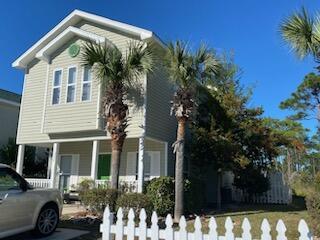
[280, 73, 320, 132]
[82, 41, 154, 189]
[164, 41, 219, 221]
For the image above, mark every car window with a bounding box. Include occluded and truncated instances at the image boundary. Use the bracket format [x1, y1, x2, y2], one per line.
[0, 168, 21, 192]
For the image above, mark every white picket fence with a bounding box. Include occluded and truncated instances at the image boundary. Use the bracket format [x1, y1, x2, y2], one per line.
[100, 206, 313, 240]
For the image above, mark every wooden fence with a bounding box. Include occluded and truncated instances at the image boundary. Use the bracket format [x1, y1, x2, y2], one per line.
[100, 206, 313, 240]
[231, 171, 292, 204]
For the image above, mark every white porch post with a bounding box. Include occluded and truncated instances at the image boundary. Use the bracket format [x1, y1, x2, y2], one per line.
[91, 140, 100, 180]
[137, 137, 145, 193]
[47, 149, 53, 179]
[50, 143, 60, 188]
[16, 144, 25, 174]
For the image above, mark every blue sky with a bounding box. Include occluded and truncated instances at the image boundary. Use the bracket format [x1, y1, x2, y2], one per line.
[1, 0, 319, 132]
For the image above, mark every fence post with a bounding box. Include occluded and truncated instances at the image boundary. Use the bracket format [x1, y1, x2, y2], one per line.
[100, 206, 114, 240]
[194, 216, 203, 240]
[139, 209, 147, 240]
[276, 220, 287, 240]
[115, 207, 124, 240]
[165, 214, 174, 240]
[242, 218, 252, 240]
[127, 208, 135, 240]
[261, 219, 271, 240]
[151, 211, 159, 240]
[209, 217, 218, 240]
[178, 216, 187, 240]
[225, 217, 234, 240]
[298, 219, 313, 240]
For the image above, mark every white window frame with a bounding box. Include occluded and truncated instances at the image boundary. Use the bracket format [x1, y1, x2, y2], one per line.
[51, 68, 63, 105]
[81, 65, 92, 102]
[65, 65, 78, 104]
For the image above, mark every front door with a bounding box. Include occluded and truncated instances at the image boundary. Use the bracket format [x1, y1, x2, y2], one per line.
[97, 154, 111, 180]
[59, 155, 72, 192]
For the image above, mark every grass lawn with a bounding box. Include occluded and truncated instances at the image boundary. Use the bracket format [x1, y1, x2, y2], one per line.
[185, 204, 308, 239]
[59, 204, 309, 240]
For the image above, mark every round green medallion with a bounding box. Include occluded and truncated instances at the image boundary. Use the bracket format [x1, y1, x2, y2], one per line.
[68, 43, 80, 58]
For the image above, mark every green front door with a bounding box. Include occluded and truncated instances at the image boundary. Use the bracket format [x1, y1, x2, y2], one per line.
[97, 154, 111, 180]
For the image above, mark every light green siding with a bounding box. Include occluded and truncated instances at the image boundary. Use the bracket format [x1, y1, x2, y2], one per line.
[17, 59, 50, 144]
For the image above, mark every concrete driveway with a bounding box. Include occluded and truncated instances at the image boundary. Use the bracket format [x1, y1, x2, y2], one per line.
[3, 228, 89, 240]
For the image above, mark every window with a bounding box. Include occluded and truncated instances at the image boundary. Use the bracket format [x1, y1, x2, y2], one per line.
[0, 168, 23, 192]
[81, 66, 92, 101]
[52, 69, 62, 105]
[66, 67, 77, 103]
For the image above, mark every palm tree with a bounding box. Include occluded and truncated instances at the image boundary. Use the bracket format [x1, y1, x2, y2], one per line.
[280, 7, 320, 62]
[82, 41, 154, 189]
[165, 41, 219, 221]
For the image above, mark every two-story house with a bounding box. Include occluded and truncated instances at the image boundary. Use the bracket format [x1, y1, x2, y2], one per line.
[12, 10, 176, 192]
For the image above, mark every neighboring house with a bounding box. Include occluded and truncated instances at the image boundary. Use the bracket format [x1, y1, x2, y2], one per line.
[12, 10, 176, 192]
[0, 89, 20, 148]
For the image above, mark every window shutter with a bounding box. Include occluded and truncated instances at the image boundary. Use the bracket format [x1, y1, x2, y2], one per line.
[150, 151, 161, 178]
[126, 152, 137, 181]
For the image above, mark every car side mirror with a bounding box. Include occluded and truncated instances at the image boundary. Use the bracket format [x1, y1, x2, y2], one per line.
[20, 182, 28, 192]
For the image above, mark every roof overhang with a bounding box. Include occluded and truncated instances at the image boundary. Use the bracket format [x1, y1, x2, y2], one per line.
[35, 26, 105, 62]
[12, 9, 165, 69]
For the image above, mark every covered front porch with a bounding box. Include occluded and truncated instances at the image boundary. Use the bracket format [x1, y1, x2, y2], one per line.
[16, 137, 169, 193]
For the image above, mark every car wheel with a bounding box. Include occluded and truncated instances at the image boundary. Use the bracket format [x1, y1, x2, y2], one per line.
[34, 204, 59, 236]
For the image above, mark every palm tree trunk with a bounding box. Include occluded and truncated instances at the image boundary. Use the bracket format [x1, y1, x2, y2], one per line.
[110, 139, 122, 189]
[174, 119, 186, 222]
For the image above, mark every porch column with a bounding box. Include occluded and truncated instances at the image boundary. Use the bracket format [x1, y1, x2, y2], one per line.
[16, 144, 25, 174]
[137, 137, 145, 193]
[50, 143, 60, 188]
[91, 140, 100, 180]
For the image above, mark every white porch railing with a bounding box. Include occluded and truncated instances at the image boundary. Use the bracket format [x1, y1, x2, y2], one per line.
[26, 178, 51, 188]
[100, 206, 313, 240]
[95, 180, 138, 192]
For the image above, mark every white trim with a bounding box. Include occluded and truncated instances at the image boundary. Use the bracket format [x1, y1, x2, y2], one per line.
[0, 98, 20, 107]
[41, 63, 50, 133]
[65, 65, 78, 104]
[90, 140, 100, 180]
[96, 74, 102, 129]
[16, 73, 27, 143]
[51, 68, 63, 105]
[35, 26, 105, 62]
[12, 9, 165, 69]
[16, 144, 25, 174]
[80, 65, 93, 102]
[50, 143, 60, 188]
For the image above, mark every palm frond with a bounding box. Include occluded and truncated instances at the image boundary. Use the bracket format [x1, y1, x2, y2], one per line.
[280, 7, 319, 59]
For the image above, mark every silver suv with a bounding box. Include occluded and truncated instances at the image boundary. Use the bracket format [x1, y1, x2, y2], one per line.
[0, 164, 63, 238]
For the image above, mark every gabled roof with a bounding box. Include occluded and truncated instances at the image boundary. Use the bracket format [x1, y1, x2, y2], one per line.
[13, 9, 165, 69]
[35, 26, 106, 62]
[0, 89, 21, 107]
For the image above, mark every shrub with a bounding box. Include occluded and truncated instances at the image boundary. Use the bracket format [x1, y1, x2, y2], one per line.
[146, 177, 175, 216]
[305, 189, 320, 236]
[79, 188, 119, 215]
[184, 178, 206, 213]
[116, 193, 153, 218]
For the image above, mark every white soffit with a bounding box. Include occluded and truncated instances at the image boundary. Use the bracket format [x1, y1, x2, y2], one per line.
[35, 26, 105, 62]
[12, 9, 165, 69]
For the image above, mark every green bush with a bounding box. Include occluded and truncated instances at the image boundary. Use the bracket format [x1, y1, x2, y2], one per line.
[184, 178, 206, 213]
[146, 177, 175, 216]
[305, 189, 320, 236]
[116, 193, 153, 218]
[79, 188, 119, 215]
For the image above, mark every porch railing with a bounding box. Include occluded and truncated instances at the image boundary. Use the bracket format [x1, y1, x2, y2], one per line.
[26, 178, 51, 189]
[95, 180, 138, 192]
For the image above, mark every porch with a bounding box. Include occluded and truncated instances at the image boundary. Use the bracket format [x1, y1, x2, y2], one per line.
[17, 137, 169, 193]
